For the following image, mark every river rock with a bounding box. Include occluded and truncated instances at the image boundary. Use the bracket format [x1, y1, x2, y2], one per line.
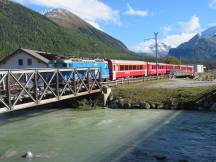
[131, 103, 140, 109]
[203, 101, 210, 108]
[119, 98, 124, 103]
[170, 104, 178, 110]
[22, 152, 34, 159]
[164, 104, 170, 109]
[145, 103, 151, 109]
[198, 106, 205, 111]
[118, 101, 125, 108]
[139, 103, 146, 109]
[124, 103, 131, 109]
[110, 101, 119, 109]
[150, 103, 156, 109]
[154, 154, 167, 160]
[157, 104, 164, 109]
[210, 103, 216, 111]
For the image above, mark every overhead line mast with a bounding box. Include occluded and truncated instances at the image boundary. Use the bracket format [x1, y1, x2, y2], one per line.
[154, 32, 159, 78]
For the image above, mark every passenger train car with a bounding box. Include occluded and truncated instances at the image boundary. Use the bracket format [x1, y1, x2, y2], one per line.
[107, 59, 194, 80]
[49, 58, 195, 81]
[106, 60, 147, 80]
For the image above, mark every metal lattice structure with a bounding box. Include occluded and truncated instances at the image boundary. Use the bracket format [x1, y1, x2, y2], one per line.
[0, 68, 102, 113]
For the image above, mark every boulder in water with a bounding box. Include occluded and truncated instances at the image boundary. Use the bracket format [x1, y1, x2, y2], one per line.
[154, 154, 167, 160]
[22, 152, 34, 159]
[178, 159, 189, 162]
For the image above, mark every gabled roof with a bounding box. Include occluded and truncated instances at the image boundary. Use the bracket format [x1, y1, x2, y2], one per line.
[0, 48, 60, 64]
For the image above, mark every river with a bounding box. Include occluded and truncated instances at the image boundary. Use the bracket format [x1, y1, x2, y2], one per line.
[0, 108, 215, 162]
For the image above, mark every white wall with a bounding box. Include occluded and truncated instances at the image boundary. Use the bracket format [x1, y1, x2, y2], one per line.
[0, 52, 48, 69]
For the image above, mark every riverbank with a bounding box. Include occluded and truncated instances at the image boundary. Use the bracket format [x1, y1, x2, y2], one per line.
[108, 79, 216, 110]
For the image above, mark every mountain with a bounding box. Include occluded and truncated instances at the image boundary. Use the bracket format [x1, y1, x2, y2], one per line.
[0, 1, 137, 60]
[44, 8, 129, 54]
[169, 27, 216, 61]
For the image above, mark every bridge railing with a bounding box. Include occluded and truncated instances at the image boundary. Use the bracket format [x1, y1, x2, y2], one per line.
[0, 68, 102, 113]
[102, 75, 168, 87]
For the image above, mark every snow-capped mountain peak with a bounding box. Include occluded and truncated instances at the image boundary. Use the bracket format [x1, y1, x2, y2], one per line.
[201, 26, 216, 39]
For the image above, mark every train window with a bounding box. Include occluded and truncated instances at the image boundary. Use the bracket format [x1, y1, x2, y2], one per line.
[125, 65, 128, 70]
[129, 65, 132, 70]
[140, 65, 143, 70]
[133, 65, 136, 70]
[63, 63, 67, 68]
[120, 65, 124, 71]
[113, 65, 116, 71]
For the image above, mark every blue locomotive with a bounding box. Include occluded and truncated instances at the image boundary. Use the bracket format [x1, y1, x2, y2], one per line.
[49, 59, 109, 81]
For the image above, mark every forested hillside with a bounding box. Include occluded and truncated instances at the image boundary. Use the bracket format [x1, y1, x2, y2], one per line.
[0, 0, 138, 60]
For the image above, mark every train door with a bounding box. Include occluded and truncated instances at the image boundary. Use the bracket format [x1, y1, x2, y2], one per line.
[112, 64, 116, 80]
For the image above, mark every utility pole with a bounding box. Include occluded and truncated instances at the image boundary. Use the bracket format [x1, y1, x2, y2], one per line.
[154, 32, 159, 78]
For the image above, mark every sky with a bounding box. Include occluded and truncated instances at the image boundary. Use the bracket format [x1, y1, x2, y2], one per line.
[14, 0, 216, 53]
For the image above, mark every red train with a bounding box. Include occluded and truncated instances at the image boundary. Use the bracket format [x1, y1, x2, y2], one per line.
[107, 59, 194, 80]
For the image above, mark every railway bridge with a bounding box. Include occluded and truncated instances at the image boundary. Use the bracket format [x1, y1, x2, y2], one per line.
[0, 68, 102, 113]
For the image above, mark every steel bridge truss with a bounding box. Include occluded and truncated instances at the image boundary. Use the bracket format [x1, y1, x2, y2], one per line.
[0, 68, 102, 113]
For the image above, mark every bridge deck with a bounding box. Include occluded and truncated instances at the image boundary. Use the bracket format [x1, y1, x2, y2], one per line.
[0, 68, 102, 113]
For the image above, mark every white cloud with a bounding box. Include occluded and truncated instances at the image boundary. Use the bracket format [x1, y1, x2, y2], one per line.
[130, 33, 196, 54]
[181, 16, 201, 33]
[131, 39, 155, 54]
[124, 4, 148, 17]
[14, 0, 121, 28]
[209, 0, 216, 9]
[162, 32, 196, 48]
[86, 20, 103, 31]
[161, 25, 172, 35]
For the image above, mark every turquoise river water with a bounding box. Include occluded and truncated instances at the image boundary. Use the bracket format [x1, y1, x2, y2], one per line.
[0, 108, 216, 162]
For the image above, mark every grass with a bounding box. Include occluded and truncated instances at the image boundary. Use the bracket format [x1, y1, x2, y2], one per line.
[112, 80, 215, 104]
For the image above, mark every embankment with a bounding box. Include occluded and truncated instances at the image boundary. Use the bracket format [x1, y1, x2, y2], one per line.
[107, 79, 216, 111]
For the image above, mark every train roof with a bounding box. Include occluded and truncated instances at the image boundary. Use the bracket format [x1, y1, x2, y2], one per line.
[56, 58, 106, 63]
[108, 59, 146, 65]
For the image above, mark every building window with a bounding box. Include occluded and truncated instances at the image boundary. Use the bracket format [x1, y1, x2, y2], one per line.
[18, 59, 23, 66]
[27, 59, 32, 65]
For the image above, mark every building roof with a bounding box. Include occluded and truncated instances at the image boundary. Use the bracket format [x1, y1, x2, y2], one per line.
[0, 48, 62, 64]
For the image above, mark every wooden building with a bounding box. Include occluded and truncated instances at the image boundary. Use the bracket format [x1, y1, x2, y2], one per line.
[0, 48, 59, 69]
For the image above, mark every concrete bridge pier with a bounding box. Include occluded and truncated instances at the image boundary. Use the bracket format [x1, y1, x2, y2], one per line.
[102, 86, 112, 107]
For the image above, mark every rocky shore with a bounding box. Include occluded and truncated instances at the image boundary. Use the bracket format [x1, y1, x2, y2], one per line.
[107, 95, 216, 111]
